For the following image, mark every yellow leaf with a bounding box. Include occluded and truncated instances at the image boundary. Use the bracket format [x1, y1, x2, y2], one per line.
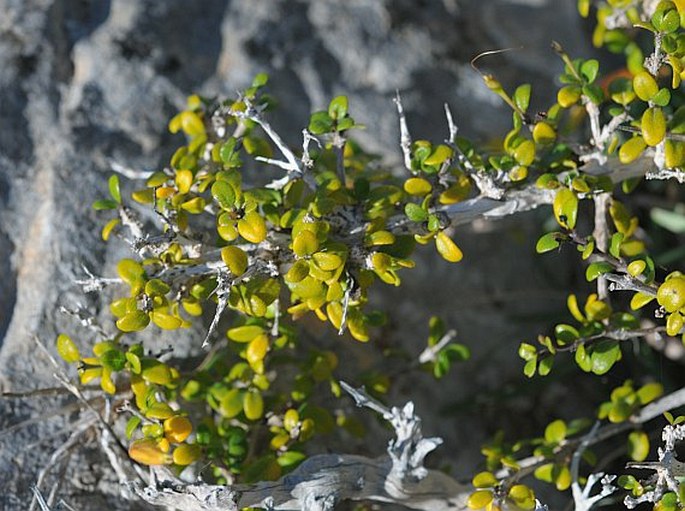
[173, 443, 202, 465]
[221, 246, 249, 276]
[227, 325, 264, 343]
[246, 334, 269, 367]
[101, 218, 120, 241]
[435, 231, 463, 263]
[243, 389, 264, 420]
[164, 416, 193, 443]
[238, 211, 267, 243]
[129, 438, 171, 466]
[293, 230, 319, 257]
[553, 188, 578, 230]
[56, 334, 80, 364]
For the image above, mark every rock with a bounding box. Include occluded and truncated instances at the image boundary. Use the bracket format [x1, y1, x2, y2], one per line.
[0, 0, 593, 508]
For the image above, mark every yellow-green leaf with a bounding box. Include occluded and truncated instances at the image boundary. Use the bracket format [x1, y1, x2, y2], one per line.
[667, 312, 684, 336]
[628, 430, 650, 462]
[142, 362, 173, 385]
[312, 252, 343, 271]
[293, 230, 319, 257]
[175, 169, 193, 194]
[553, 188, 578, 230]
[641, 107, 667, 147]
[243, 389, 264, 420]
[150, 311, 183, 330]
[619, 136, 647, 164]
[666, 140, 685, 168]
[424, 144, 453, 166]
[181, 197, 207, 214]
[472, 471, 497, 489]
[513, 140, 536, 166]
[246, 334, 269, 366]
[285, 260, 310, 283]
[633, 71, 659, 101]
[404, 177, 432, 196]
[227, 325, 264, 343]
[627, 260, 646, 277]
[221, 246, 249, 276]
[56, 334, 80, 364]
[173, 443, 201, 466]
[367, 230, 395, 246]
[630, 292, 655, 310]
[117, 259, 145, 287]
[101, 218, 120, 241]
[533, 122, 556, 144]
[220, 389, 244, 418]
[238, 211, 267, 244]
[180, 111, 205, 137]
[435, 231, 463, 263]
[116, 311, 150, 332]
[558, 85, 581, 108]
[467, 491, 494, 510]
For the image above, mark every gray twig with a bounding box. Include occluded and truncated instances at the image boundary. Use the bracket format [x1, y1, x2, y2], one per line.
[393, 91, 413, 173]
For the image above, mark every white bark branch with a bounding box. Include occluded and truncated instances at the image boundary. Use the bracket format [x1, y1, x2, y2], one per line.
[129, 383, 469, 511]
[394, 91, 414, 173]
[130, 455, 468, 511]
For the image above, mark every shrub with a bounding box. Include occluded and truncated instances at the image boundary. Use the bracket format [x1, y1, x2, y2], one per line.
[32, 1, 685, 510]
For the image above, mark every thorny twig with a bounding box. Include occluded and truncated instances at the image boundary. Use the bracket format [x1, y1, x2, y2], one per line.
[74, 265, 121, 293]
[394, 91, 413, 173]
[202, 270, 232, 348]
[341, 381, 442, 481]
[32, 337, 141, 482]
[58, 305, 109, 339]
[570, 422, 617, 511]
[29, 420, 93, 511]
[624, 423, 685, 508]
[418, 329, 457, 364]
[108, 159, 154, 181]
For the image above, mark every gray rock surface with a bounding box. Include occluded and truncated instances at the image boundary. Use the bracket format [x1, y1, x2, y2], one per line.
[0, 0, 595, 508]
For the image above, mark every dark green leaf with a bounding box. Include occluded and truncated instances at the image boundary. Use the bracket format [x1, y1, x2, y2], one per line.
[308, 111, 334, 135]
[554, 324, 579, 344]
[101, 349, 127, 371]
